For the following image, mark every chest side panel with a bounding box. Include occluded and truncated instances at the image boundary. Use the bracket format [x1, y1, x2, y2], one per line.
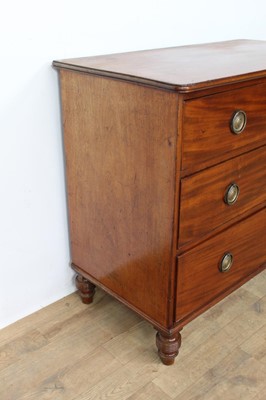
[60, 70, 179, 327]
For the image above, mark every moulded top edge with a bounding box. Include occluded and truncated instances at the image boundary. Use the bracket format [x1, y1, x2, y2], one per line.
[53, 40, 266, 92]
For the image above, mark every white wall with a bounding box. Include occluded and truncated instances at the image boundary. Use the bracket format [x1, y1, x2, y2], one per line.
[1, 0, 266, 329]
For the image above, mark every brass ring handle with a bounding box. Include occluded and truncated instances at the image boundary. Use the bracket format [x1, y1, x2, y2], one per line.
[219, 252, 233, 273]
[230, 110, 247, 134]
[224, 183, 240, 205]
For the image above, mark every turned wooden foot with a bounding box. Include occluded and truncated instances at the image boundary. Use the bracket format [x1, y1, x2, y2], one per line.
[75, 274, 96, 304]
[156, 330, 181, 365]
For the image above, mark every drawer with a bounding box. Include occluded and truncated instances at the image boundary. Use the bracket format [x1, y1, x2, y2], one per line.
[175, 208, 266, 322]
[182, 83, 266, 171]
[179, 146, 266, 246]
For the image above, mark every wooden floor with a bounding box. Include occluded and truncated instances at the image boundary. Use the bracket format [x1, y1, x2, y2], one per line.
[1, 271, 265, 400]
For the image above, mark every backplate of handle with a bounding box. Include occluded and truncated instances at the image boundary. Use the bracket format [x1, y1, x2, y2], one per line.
[219, 252, 233, 273]
[230, 110, 247, 134]
[224, 183, 240, 205]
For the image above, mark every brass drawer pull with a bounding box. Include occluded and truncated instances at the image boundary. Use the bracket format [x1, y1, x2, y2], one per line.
[224, 183, 240, 205]
[230, 110, 247, 134]
[219, 252, 233, 273]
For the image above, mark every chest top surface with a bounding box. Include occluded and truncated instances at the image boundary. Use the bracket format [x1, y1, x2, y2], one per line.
[53, 40, 266, 92]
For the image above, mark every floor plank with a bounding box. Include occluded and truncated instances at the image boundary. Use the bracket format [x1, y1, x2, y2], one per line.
[0, 270, 265, 400]
[189, 357, 266, 400]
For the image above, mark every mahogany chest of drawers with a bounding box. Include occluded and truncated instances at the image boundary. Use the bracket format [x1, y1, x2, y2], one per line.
[54, 40, 266, 365]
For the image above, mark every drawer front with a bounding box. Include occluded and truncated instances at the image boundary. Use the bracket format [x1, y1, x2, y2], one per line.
[179, 146, 266, 246]
[175, 209, 266, 322]
[182, 83, 266, 171]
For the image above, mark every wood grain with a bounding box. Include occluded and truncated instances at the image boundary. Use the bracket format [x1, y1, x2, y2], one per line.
[60, 70, 179, 327]
[179, 146, 266, 245]
[53, 40, 266, 92]
[155, 292, 266, 399]
[55, 41, 266, 364]
[75, 274, 95, 304]
[176, 208, 266, 322]
[182, 82, 266, 171]
[0, 272, 265, 400]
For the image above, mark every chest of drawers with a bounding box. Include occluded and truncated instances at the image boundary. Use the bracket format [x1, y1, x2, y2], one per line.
[53, 40, 266, 365]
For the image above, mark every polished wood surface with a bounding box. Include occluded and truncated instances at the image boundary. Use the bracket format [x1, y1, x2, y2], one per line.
[54, 40, 266, 92]
[156, 331, 181, 366]
[54, 40, 266, 365]
[0, 272, 265, 399]
[60, 70, 179, 327]
[75, 274, 96, 304]
[182, 82, 266, 171]
[179, 146, 266, 245]
[176, 209, 266, 322]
